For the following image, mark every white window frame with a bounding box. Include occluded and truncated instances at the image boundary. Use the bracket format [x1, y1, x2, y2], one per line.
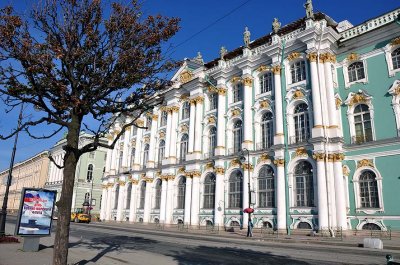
[257, 71, 274, 96]
[342, 59, 368, 88]
[352, 166, 384, 214]
[384, 43, 400, 77]
[286, 99, 312, 145]
[284, 56, 308, 89]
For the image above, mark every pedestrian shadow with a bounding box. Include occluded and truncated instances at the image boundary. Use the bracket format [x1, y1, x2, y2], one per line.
[72, 235, 158, 265]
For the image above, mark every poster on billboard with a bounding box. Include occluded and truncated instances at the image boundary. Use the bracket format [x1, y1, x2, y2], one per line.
[15, 188, 57, 236]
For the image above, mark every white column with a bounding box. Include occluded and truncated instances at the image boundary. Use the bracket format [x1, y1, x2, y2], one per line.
[317, 60, 329, 127]
[133, 121, 144, 169]
[105, 186, 113, 221]
[327, 158, 337, 228]
[129, 182, 138, 222]
[242, 77, 253, 150]
[323, 55, 338, 127]
[242, 166, 250, 228]
[215, 88, 226, 156]
[315, 155, 328, 230]
[273, 67, 284, 137]
[116, 183, 125, 221]
[100, 186, 108, 220]
[214, 169, 225, 227]
[148, 114, 158, 167]
[191, 175, 200, 226]
[105, 147, 113, 172]
[184, 176, 192, 225]
[159, 178, 168, 224]
[143, 181, 152, 223]
[122, 130, 130, 168]
[169, 108, 179, 162]
[111, 146, 118, 171]
[308, 54, 323, 128]
[194, 97, 204, 155]
[165, 110, 172, 159]
[333, 155, 347, 230]
[276, 160, 286, 230]
[188, 101, 196, 154]
[165, 178, 174, 224]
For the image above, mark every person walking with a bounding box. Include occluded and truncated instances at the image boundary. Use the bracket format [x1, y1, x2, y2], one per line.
[247, 219, 253, 237]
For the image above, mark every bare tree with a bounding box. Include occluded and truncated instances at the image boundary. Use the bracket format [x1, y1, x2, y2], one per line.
[0, 0, 179, 264]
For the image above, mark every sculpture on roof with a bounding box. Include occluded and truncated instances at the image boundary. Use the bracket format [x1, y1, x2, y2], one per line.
[304, 0, 314, 19]
[220, 46, 227, 60]
[194, 51, 204, 64]
[243, 26, 251, 48]
[272, 18, 281, 34]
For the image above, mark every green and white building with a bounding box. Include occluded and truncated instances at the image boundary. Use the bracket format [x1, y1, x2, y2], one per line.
[101, 3, 400, 233]
[45, 132, 107, 214]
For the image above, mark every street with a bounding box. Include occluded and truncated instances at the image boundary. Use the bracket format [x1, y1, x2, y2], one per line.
[2, 216, 396, 265]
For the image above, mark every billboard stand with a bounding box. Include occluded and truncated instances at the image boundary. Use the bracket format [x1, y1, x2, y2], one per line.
[15, 188, 57, 252]
[23, 237, 40, 251]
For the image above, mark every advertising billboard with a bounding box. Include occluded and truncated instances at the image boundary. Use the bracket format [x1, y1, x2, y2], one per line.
[15, 188, 57, 236]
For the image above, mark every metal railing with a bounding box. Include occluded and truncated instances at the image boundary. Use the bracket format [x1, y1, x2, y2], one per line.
[288, 136, 309, 145]
[256, 142, 272, 151]
[351, 135, 373, 144]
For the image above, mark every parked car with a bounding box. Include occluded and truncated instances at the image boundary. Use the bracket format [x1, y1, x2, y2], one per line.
[70, 208, 91, 223]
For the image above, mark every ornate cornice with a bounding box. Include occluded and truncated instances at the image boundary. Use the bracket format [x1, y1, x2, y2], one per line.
[306, 52, 318, 62]
[357, 159, 374, 168]
[348, 93, 368, 106]
[231, 76, 242, 84]
[257, 153, 270, 164]
[271, 65, 281, 75]
[257, 65, 270, 72]
[170, 106, 180, 113]
[242, 163, 254, 171]
[186, 171, 201, 178]
[177, 167, 185, 175]
[217, 87, 227, 96]
[295, 147, 308, 157]
[242, 76, 253, 86]
[167, 175, 175, 181]
[287, 52, 301, 61]
[313, 153, 326, 161]
[333, 153, 345, 162]
[180, 70, 193, 84]
[229, 158, 241, 168]
[273, 159, 285, 167]
[205, 162, 214, 171]
[118, 181, 126, 186]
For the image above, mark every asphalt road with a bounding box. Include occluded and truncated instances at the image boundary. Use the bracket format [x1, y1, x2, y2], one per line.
[5, 216, 392, 265]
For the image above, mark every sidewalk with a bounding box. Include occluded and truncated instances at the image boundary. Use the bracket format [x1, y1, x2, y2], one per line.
[1, 221, 400, 265]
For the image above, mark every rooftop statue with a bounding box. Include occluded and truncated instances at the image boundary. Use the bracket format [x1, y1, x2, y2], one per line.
[220, 46, 227, 60]
[272, 18, 281, 34]
[243, 26, 251, 48]
[304, 0, 314, 19]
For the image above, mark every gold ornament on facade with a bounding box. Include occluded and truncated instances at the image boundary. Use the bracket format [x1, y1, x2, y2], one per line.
[215, 167, 225, 175]
[229, 158, 241, 168]
[217, 87, 227, 96]
[231, 108, 241, 117]
[347, 53, 359, 62]
[205, 162, 214, 171]
[160, 174, 168, 181]
[333, 153, 345, 162]
[131, 179, 139, 185]
[273, 159, 285, 167]
[101, 184, 108, 189]
[160, 106, 169, 112]
[180, 70, 193, 84]
[242, 76, 253, 86]
[177, 167, 185, 174]
[136, 119, 144, 127]
[145, 177, 154, 183]
[107, 135, 114, 141]
[208, 86, 217, 93]
[327, 154, 335, 162]
[151, 114, 159, 121]
[118, 180, 126, 186]
[257, 153, 270, 164]
[272, 65, 281, 75]
[242, 163, 254, 171]
[259, 100, 269, 109]
[306, 52, 318, 62]
[293, 89, 305, 99]
[107, 183, 114, 188]
[207, 116, 216, 124]
[140, 173, 146, 179]
[167, 174, 175, 181]
[144, 136, 150, 144]
[155, 171, 161, 177]
[180, 94, 189, 101]
[390, 37, 400, 46]
[287, 52, 301, 61]
[349, 93, 367, 107]
[195, 96, 204, 104]
[357, 159, 374, 168]
[323, 53, 336, 63]
[295, 147, 308, 157]
[313, 153, 326, 161]
[170, 106, 180, 113]
[231, 76, 242, 84]
[159, 131, 165, 139]
[335, 97, 342, 109]
[180, 123, 189, 133]
[257, 65, 270, 72]
[342, 166, 350, 177]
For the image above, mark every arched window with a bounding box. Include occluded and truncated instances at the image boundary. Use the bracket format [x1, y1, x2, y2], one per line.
[86, 164, 93, 182]
[114, 184, 120, 210]
[392, 47, 400, 70]
[297, 222, 312, 229]
[294, 161, 314, 207]
[258, 165, 275, 208]
[290, 60, 306, 83]
[354, 104, 373, 143]
[146, 116, 152, 131]
[209, 93, 218, 111]
[177, 177, 186, 209]
[160, 111, 168, 127]
[209, 127, 217, 157]
[179, 134, 189, 162]
[261, 112, 273, 149]
[158, 140, 165, 165]
[362, 223, 381, 230]
[126, 183, 132, 209]
[348, 61, 365, 82]
[154, 180, 162, 209]
[130, 148, 135, 169]
[143, 144, 149, 167]
[118, 151, 123, 171]
[233, 120, 243, 153]
[139, 182, 146, 209]
[294, 103, 310, 143]
[182, 101, 190, 120]
[203, 173, 216, 209]
[229, 170, 243, 208]
[84, 192, 90, 202]
[260, 72, 273, 94]
[359, 171, 379, 208]
[233, 83, 243, 103]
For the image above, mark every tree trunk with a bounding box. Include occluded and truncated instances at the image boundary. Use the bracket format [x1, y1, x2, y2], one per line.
[53, 114, 82, 265]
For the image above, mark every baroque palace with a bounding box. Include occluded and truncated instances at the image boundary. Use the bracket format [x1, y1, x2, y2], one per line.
[101, 2, 400, 233]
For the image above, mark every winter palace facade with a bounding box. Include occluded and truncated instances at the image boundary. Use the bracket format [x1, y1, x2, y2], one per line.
[100, 5, 400, 233]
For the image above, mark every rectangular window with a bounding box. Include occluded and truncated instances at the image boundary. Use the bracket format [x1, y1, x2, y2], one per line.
[260, 72, 273, 94]
[291, 61, 306, 83]
[209, 93, 218, 110]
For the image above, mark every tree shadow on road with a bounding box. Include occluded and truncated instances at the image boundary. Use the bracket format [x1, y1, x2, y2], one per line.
[71, 235, 158, 265]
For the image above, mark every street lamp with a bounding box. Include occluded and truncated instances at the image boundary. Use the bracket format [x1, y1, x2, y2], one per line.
[239, 148, 252, 237]
[0, 104, 24, 236]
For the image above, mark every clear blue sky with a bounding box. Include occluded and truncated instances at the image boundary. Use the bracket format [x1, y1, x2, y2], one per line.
[0, 0, 399, 170]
